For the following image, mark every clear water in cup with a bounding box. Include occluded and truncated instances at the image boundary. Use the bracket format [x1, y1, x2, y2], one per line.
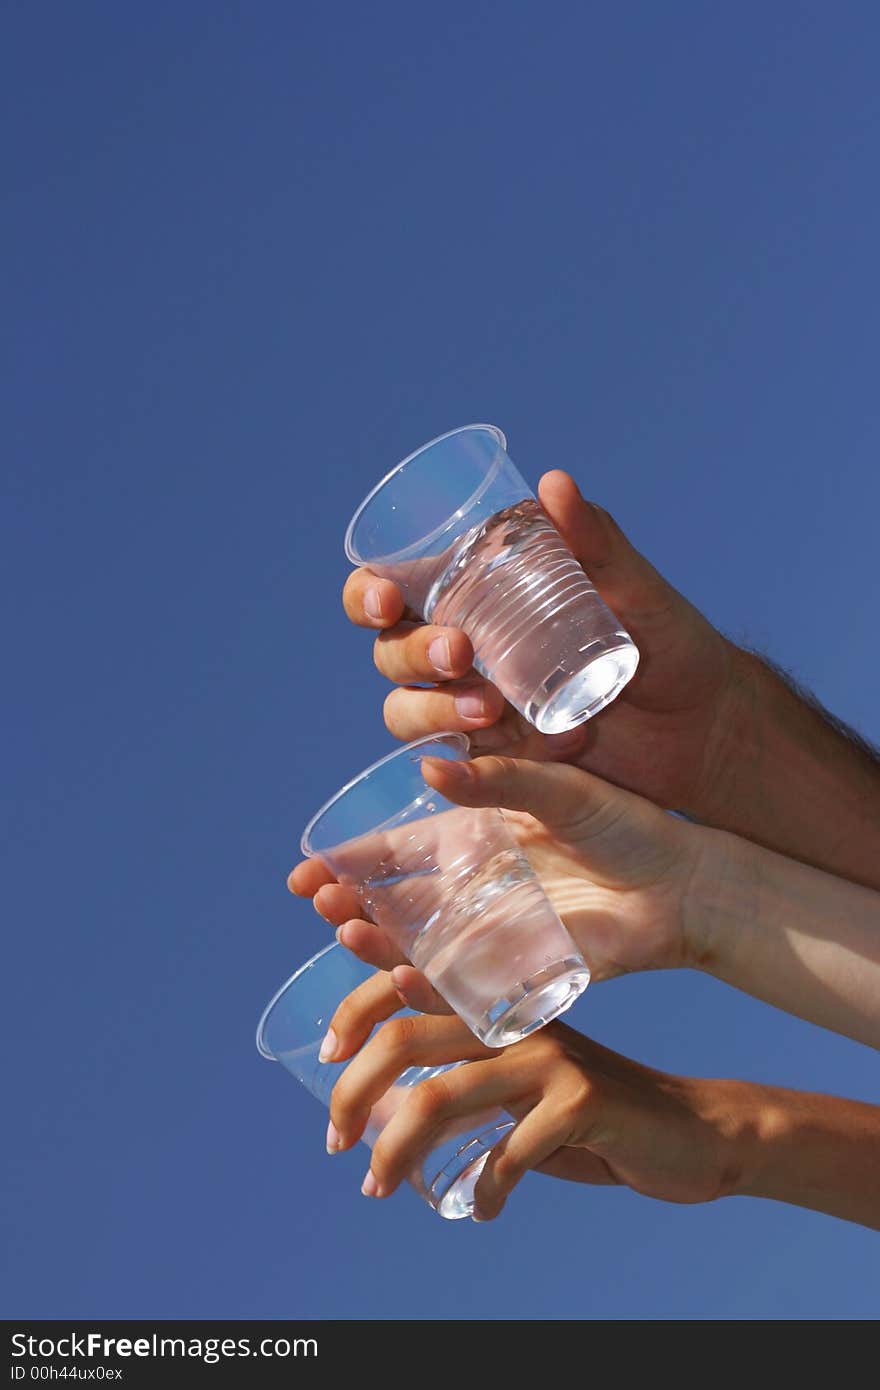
[423, 499, 638, 733]
[274, 1035, 513, 1218]
[330, 802, 590, 1046]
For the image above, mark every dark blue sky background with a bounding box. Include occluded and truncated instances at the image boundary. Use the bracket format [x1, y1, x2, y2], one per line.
[3, 2, 879, 1319]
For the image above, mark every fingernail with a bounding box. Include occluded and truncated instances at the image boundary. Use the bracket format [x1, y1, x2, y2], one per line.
[472, 1209, 488, 1223]
[454, 690, 487, 720]
[335, 924, 350, 947]
[364, 587, 383, 620]
[325, 1120, 341, 1154]
[361, 1170, 380, 1197]
[318, 1027, 338, 1063]
[428, 636, 454, 674]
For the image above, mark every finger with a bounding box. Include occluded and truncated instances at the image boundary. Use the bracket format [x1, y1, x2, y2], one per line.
[421, 752, 625, 835]
[383, 681, 506, 741]
[287, 858, 336, 897]
[322, 970, 404, 1067]
[312, 883, 364, 927]
[342, 568, 407, 630]
[364, 1053, 526, 1196]
[331, 1015, 493, 1153]
[374, 622, 474, 684]
[390, 964, 451, 1017]
[472, 1099, 579, 1221]
[336, 919, 409, 973]
[537, 471, 670, 616]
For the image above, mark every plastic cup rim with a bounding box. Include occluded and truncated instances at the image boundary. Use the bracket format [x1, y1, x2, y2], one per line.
[344, 423, 508, 567]
[300, 732, 470, 860]
[255, 940, 342, 1061]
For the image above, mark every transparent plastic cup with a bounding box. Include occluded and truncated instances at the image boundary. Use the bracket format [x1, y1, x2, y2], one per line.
[345, 424, 639, 734]
[256, 943, 514, 1219]
[301, 734, 590, 1047]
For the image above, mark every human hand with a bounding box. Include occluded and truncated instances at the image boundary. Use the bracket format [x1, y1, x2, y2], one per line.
[339, 465, 880, 890]
[321, 971, 750, 1222]
[294, 745, 880, 1049]
[290, 752, 710, 1014]
[341, 469, 742, 813]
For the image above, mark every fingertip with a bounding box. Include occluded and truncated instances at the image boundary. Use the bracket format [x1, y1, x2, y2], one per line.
[472, 1191, 504, 1223]
[445, 626, 475, 675]
[363, 579, 405, 628]
[421, 754, 473, 787]
[288, 859, 330, 896]
[537, 472, 611, 562]
[335, 921, 365, 957]
[537, 471, 586, 521]
[335, 919, 407, 974]
[287, 863, 308, 894]
[343, 570, 406, 629]
[389, 963, 419, 996]
[539, 468, 580, 497]
[312, 885, 336, 922]
[389, 964, 451, 1016]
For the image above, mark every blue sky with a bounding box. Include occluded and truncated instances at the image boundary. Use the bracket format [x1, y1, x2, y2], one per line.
[2, 2, 879, 1319]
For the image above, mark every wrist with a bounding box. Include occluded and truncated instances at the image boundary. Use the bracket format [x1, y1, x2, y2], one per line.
[678, 820, 760, 978]
[683, 1077, 774, 1201]
[710, 1083, 794, 1201]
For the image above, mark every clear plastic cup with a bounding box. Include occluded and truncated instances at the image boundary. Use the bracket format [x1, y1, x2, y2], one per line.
[301, 734, 590, 1047]
[345, 424, 639, 734]
[256, 943, 514, 1219]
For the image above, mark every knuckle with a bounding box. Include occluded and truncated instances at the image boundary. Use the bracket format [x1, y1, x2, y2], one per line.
[377, 1014, 420, 1057]
[410, 1073, 452, 1120]
[558, 1076, 594, 1122]
[480, 754, 517, 780]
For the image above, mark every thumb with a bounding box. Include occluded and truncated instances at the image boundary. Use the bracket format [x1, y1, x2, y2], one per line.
[537, 470, 672, 616]
[421, 753, 623, 834]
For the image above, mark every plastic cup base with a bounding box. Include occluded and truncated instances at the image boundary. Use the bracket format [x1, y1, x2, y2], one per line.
[473, 959, 591, 1049]
[430, 1120, 516, 1219]
[530, 640, 640, 735]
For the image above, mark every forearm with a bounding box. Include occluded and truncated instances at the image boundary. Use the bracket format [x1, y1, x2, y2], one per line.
[690, 829, 880, 1050]
[699, 649, 880, 889]
[726, 1083, 880, 1230]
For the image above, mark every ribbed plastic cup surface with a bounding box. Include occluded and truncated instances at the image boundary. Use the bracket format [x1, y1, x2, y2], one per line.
[345, 426, 639, 732]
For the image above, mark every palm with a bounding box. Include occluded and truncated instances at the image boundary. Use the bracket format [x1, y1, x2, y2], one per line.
[499, 806, 690, 982]
[510, 1027, 731, 1204]
[466, 590, 735, 811]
